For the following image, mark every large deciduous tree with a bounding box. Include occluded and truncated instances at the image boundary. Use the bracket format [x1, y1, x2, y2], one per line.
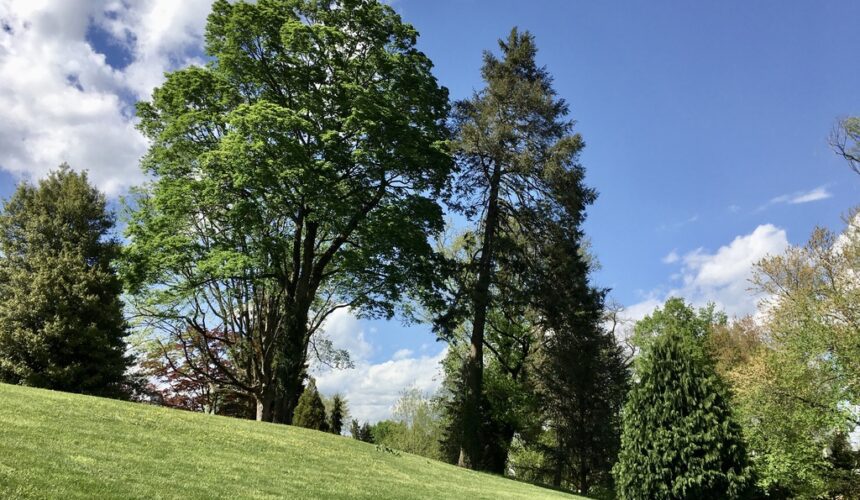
[125, 0, 451, 423]
[729, 212, 860, 497]
[614, 299, 753, 499]
[0, 166, 130, 398]
[444, 27, 591, 469]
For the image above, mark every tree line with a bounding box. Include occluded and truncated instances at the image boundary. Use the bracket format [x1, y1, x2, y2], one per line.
[0, 1, 858, 498]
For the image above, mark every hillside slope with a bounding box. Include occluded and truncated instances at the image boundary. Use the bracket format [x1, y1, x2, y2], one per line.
[0, 384, 582, 499]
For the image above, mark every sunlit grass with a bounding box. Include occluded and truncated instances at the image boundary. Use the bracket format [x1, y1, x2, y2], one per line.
[0, 384, 583, 499]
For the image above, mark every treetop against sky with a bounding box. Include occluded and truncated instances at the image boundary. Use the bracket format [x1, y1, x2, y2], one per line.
[0, 0, 857, 422]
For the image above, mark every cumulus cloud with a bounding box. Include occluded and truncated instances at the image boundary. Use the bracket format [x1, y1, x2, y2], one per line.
[0, 0, 212, 195]
[316, 308, 374, 362]
[310, 308, 445, 423]
[314, 346, 446, 424]
[625, 224, 790, 320]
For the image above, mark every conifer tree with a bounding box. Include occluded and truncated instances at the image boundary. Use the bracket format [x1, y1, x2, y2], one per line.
[445, 27, 592, 469]
[614, 299, 753, 499]
[350, 419, 362, 441]
[0, 166, 130, 397]
[359, 422, 374, 443]
[535, 240, 628, 493]
[292, 378, 328, 432]
[329, 394, 347, 435]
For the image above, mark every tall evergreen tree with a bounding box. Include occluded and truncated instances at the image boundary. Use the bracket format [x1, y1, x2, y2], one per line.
[350, 419, 362, 441]
[534, 241, 628, 494]
[329, 394, 347, 435]
[444, 27, 591, 469]
[614, 299, 753, 499]
[0, 166, 130, 397]
[292, 378, 328, 432]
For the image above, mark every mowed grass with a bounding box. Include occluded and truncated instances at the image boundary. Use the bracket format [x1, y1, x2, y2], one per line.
[0, 384, 583, 499]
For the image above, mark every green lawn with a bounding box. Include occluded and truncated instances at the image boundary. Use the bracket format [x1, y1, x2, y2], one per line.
[0, 383, 583, 499]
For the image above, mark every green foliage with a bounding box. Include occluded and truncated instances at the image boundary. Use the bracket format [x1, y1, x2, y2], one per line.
[728, 213, 860, 497]
[440, 27, 594, 470]
[0, 166, 130, 398]
[292, 378, 328, 432]
[124, 0, 452, 422]
[614, 298, 754, 500]
[367, 389, 445, 460]
[528, 214, 628, 495]
[0, 383, 585, 499]
[329, 394, 347, 435]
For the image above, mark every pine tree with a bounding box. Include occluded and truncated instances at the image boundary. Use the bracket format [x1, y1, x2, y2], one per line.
[446, 27, 592, 469]
[359, 422, 374, 443]
[614, 299, 754, 499]
[0, 166, 130, 397]
[292, 378, 328, 432]
[350, 419, 362, 440]
[329, 394, 347, 435]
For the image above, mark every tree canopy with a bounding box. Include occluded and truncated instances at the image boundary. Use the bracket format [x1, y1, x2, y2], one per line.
[124, 0, 452, 423]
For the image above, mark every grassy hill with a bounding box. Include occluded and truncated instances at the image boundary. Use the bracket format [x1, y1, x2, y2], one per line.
[0, 384, 583, 499]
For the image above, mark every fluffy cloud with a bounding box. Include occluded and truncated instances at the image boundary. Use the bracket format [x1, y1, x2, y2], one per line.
[311, 308, 445, 423]
[661, 250, 679, 264]
[0, 0, 212, 195]
[626, 224, 790, 320]
[314, 345, 446, 424]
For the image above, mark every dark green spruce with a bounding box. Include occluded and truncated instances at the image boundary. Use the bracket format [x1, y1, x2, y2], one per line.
[293, 378, 328, 432]
[0, 166, 130, 398]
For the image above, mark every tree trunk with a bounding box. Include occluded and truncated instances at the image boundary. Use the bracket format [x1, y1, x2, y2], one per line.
[272, 304, 310, 424]
[484, 423, 516, 474]
[256, 386, 274, 421]
[552, 444, 564, 488]
[459, 162, 502, 469]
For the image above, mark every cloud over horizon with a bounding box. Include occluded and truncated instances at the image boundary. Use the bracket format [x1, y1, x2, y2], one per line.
[310, 309, 446, 424]
[625, 224, 790, 321]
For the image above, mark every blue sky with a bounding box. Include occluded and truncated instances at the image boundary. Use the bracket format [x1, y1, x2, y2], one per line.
[0, 0, 858, 421]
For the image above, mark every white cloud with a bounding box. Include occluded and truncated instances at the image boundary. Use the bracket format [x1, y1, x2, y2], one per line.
[662, 250, 679, 264]
[311, 309, 445, 423]
[788, 187, 831, 204]
[317, 308, 373, 362]
[621, 297, 663, 322]
[625, 224, 790, 320]
[392, 348, 414, 360]
[0, 0, 212, 195]
[766, 185, 833, 208]
[314, 347, 447, 424]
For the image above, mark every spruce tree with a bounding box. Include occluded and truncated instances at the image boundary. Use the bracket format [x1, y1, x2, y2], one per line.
[614, 299, 753, 499]
[329, 394, 346, 435]
[0, 166, 130, 397]
[292, 378, 328, 432]
[359, 422, 374, 443]
[445, 27, 591, 469]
